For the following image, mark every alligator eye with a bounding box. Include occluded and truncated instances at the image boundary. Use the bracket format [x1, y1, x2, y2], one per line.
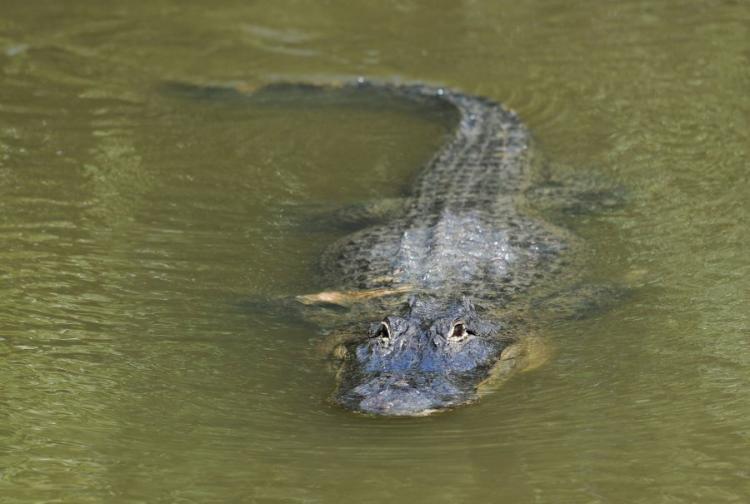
[374, 320, 392, 339]
[449, 321, 469, 340]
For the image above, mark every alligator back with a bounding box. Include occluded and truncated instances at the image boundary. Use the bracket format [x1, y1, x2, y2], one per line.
[321, 82, 567, 306]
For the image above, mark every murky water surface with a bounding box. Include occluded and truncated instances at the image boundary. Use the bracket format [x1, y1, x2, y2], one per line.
[1, 1, 749, 502]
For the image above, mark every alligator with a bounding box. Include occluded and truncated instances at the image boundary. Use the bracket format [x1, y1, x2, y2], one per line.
[297, 80, 571, 416]
[166, 79, 619, 416]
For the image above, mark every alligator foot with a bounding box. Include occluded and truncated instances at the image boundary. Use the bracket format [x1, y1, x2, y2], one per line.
[524, 163, 627, 218]
[296, 285, 413, 307]
[289, 197, 410, 233]
[477, 335, 551, 397]
[531, 282, 632, 321]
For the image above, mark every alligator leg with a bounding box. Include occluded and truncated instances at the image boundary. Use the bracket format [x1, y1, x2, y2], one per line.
[477, 335, 552, 397]
[293, 197, 410, 233]
[531, 282, 632, 321]
[296, 284, 413, 307]
[238, 284, 414, 330]
[476, 280, 633, 397]
[523, 163, 627, 217]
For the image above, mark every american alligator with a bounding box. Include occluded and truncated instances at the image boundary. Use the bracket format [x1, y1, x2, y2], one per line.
[288, 80, 576, 416]
[166, 79, 616, 416]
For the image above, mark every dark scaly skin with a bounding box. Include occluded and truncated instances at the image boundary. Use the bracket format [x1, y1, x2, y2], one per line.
[321, 82, 566, 298]
[306, 81, 571, 416]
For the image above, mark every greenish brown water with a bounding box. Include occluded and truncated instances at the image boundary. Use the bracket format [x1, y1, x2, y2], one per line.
[1, 1, 749, 502]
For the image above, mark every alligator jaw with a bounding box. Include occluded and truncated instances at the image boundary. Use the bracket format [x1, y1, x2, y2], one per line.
[335, 373, 479, 417]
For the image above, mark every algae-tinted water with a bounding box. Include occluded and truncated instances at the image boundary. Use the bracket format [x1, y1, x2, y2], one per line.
[1, 1, 749, 502]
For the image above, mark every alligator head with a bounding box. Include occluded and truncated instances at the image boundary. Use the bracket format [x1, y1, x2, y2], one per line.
[333, 296, 510, 416]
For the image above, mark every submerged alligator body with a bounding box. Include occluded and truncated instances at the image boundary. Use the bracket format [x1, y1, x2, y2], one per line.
[294, 81, 571, 416]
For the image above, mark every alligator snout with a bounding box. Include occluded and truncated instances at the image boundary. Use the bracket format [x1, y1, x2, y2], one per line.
[342, 373, 470, 416]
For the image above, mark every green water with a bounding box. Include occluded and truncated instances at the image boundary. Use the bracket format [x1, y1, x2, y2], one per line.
[1, 1, 749, 502]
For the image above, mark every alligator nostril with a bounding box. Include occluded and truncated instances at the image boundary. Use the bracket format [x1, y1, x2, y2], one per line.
[394, 379, 409, 389]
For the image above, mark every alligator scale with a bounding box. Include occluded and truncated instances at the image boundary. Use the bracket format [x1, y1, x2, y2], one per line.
[167, 79, 616, 416]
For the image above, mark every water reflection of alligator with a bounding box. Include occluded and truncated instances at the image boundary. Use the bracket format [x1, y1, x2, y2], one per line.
[168, 79, 617, 416]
